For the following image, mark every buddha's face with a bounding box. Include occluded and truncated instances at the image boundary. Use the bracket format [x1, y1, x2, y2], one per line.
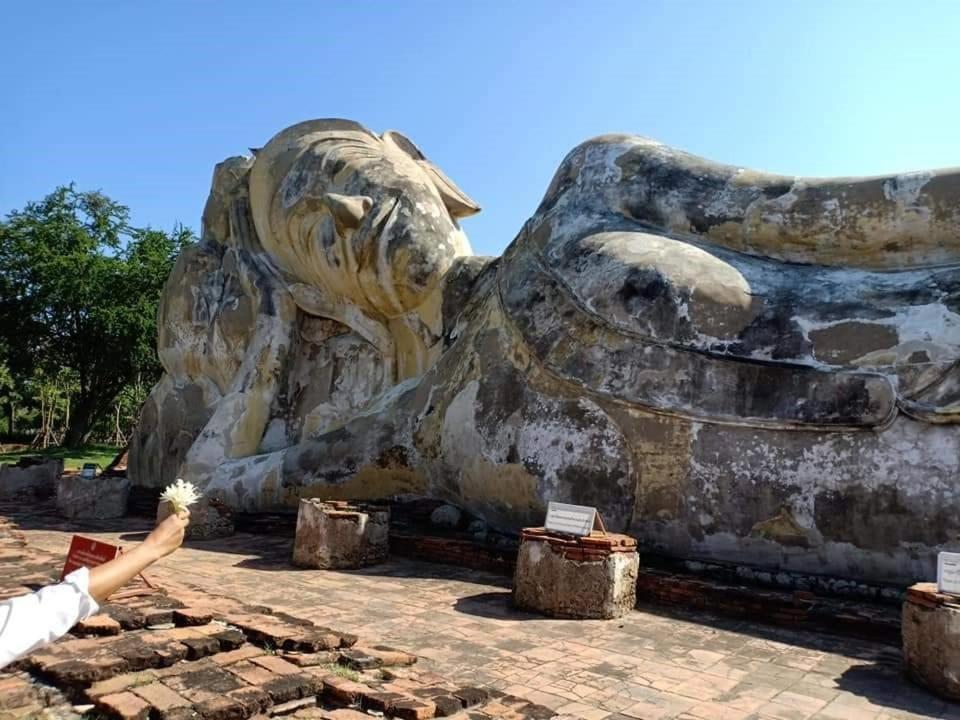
[249, 120, 479, 318]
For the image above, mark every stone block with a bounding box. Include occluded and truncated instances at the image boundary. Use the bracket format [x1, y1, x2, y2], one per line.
[430, 504, 462, 528]
[250, 654, 301, 676]
[193, 694, 247, 720]
[352, 645, 416, 667]
[172, 607, 214, 626]
[136, 632, 190, 667]
[454, 687, 488, 708]
[74, 613, 123, 636]
[903, 582, 960, 699]
[211, 646, 266, 667]
[129, 682, 191, 712]
[391, 697, 437, 720]
[95, 691, 151, 720]
[321, 674, 369, 705]
[100, 603, 148, 630]
[360, 690, 406, 713]
[225, 659, 276, 686]
[262, 673, 319, 703]
[513, 531, 639, 619]
[282, 631, 339, 653]
[292, 499, 389, 570]
[280, 651, 338, 667]
[42, 653, 130, 686]
[338, 648, 381, 671]
[0, 458, 61, 500]
[180, 635, 220, 660]
[212, 628, 246, 651]
[56, 473, 130, 519]
[158, 498, 234, 540]
[223, 613, 305, 648]
[322, 710, 374, 720]
[271, 696, 319, 715]
[228, 685, 271, 715]
[0, 676, 37, 710]
[432, 695, 464, 717]
[86, 671, 159, 701]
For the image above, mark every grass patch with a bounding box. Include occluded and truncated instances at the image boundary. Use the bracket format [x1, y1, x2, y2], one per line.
[322, 663, 360, 682]
[127, 672, 156, 689]
[0, 443, 120, 471]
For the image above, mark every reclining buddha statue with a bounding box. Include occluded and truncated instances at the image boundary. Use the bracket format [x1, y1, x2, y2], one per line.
[130, 119, 960, 585]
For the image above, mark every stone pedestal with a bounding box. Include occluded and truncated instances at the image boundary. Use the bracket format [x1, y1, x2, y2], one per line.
[513, 528, 639, 619]
[903, 582, 960, 699]
[0, 458, 62, 500]
[158, 498, 234, 540]
[293, 499, 389, 569]
[57, 473, 130, 519]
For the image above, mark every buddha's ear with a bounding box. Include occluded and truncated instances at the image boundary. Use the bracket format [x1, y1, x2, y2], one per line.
[383, 130, 481, 219]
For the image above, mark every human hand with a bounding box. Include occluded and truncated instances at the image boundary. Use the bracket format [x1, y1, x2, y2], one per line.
[142, 510, 190, 560]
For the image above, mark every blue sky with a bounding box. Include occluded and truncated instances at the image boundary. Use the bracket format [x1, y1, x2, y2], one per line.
[1, 1, 958, 257]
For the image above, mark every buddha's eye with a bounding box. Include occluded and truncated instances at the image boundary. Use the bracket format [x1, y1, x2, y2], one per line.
[313, 213, 338, 247]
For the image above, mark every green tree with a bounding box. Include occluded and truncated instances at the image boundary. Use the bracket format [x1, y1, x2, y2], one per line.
[24, 366, 77, 447]
[0, 186, 192, 447]
[0, 356, 17, 437]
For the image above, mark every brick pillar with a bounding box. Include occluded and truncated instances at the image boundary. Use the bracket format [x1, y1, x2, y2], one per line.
[293, 499, 389, 569]
[903, 582, 960, 700]
[513, 528, 639, 619]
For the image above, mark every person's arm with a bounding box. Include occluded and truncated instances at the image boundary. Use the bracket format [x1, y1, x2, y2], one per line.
[87, 510, 189, 602]
[0, 511, 189, 669]
[0, 567, 100, 669]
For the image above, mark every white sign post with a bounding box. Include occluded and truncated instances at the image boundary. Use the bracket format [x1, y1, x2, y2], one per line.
[545, 501, 597, 537]
[938, 552, 960, 596]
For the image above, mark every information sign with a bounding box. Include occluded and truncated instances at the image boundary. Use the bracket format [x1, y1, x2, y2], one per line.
[61, 536, 120, 580]
[938, 552, 960, 595]
[545, 501, 597, 537]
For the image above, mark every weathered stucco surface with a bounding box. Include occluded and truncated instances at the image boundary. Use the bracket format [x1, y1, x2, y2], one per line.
[131, 121, 960, 585]
[56, 474, 130, 519]
[0, 459, 62, 500]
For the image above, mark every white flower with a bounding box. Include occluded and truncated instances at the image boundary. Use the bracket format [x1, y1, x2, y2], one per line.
[160, 478, 200, 514]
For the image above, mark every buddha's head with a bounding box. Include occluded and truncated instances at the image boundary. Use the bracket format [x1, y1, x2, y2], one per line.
[248, 119, 479, 319]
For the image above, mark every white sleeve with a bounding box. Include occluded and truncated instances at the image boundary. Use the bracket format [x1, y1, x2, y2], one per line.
[0, 567, 101, 670]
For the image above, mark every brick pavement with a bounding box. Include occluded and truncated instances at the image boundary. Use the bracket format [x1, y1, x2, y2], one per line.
[0, 511, 539, 720]
[3, 505, 958, 720]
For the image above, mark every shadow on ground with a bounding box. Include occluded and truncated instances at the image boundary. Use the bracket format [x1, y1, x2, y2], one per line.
[635, 598, 902, 657]
[836, 663, 950, 718]
[1, 503, 153, 538]
[453, 589, 950, 717]
[453, 591, 542, 621]
[232, 551, 514, 591]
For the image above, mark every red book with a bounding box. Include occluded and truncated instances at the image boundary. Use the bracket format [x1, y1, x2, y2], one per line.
[60, 535, 121, 580]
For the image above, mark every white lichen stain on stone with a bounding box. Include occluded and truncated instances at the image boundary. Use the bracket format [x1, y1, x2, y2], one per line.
[441, 379, 628, 517]
[793, 303, 960, 369]
[883, 171, 934, 205]
[681, 415, 960, 581]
